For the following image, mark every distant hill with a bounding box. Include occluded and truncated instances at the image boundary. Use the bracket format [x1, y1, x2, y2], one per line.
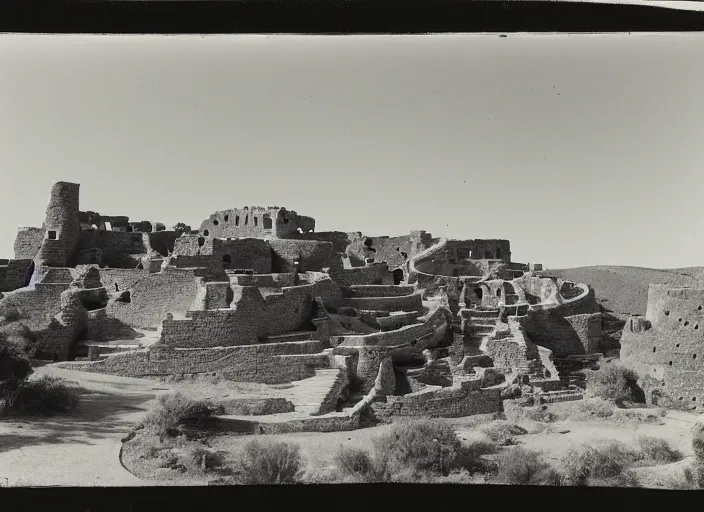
[542, 266, 704, 319]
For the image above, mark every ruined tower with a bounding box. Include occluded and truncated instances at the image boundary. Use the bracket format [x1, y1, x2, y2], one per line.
[35, 182, 81, 267]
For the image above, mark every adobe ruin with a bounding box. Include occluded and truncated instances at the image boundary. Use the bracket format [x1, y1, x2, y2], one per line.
[0, 181, 613, 431]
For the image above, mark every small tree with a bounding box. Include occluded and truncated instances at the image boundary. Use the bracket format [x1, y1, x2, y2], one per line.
[0, 335, 33, 407]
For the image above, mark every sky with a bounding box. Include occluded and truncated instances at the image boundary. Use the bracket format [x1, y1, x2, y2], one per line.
[1, 33, 703, 270]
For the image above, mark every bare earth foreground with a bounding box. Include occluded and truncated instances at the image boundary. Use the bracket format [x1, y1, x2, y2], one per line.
[2, 365, 704, 487]
[0, 366, 172, 487]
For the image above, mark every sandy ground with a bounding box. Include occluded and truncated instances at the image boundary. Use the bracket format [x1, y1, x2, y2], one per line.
[0, 366, 172, 487]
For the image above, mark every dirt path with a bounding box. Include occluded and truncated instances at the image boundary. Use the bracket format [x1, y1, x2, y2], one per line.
[0, 366, 172, 487]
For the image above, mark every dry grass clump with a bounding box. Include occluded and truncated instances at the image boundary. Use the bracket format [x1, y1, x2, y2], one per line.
[494, 446, 561, 486]
[141, 392, 224, 437]
[230, 439, 303, 484]
[4, 375, 80, 416]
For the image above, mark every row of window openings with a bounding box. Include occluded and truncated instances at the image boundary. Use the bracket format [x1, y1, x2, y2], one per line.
[663, 310, 701, 329]
[451, 248, 503, 262]
[664, 306, 703, 317]
[210, 214, 273, 229]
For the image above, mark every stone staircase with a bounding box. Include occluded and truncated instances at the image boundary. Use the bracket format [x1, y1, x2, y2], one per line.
[552, 354, 601, 389]
[464, 308, 501, 345]
[539, 388, 584, 404]
[285, 368, 347, 416]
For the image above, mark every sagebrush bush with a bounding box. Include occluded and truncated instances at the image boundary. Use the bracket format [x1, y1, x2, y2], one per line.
[637, 435, 682, 464]
[6, 376, 79, 415]
[0, 304, 20, 322]
[495, 447, 562, 486]
[585, 364, 641, 406]
[371, 419, 463, 478]
[232, 440, 303, 484]
[560, 440, 640, 487]
[334, 447, 377, 481]
[692, 423, 704, 461]
[142, 392, 224, 436]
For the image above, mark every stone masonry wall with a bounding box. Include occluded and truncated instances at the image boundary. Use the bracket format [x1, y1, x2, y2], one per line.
[0, 283, 69, 330]
[106, 268, 201, 329]
[159, 280, 339, 347]
[0, 259, 34, 292]
[370, 383, 502, 420]
[57, 339, 327, 384]
[269, 239, 337, 273]
[522, 288, 600, 357]
[14, 227, 46, 259]
[621, 324, 704, 409]
[212, 238, 272, 273]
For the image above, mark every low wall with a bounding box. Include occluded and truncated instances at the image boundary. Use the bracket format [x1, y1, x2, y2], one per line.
[342, 292, 424, 313]
[369, 382, 503, 420]
[331, 263, 394, 287]
[333, 323, 431, 348]
[56, 339, 328, 384]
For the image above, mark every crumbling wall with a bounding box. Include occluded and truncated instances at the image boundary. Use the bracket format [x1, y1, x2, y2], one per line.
[14, 227, 45, 259]
[159, 279, 340, 347]
[0, 259, 34, 292]
[522, 287, 600, 357]
[0, 283, 69, 331]
[369, 381, 502, 420]
[269, 239, 337, 273]
[106, 267, 201, 329]
[146, 231, 178, 257]
[197, 207, 314, 240]
[74, 230, 148, 267]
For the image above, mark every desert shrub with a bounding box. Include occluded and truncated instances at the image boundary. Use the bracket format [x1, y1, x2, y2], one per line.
[142, 392, 224, 436]
[494, 447, 562, 486]
[585, 364, 642, 406]
[637, 435, 683, 464]
[692, 423, 704, 461]
[371, 419, 463, 478]
[0, 304, 20, 322]
[7, 376, 79, 415]
[479, 420, 527, 446]
[335, 447, 376, 480]
[232, 440, 303, 484]
[0, 336, 32, 384]
[665, 465, 700, 490]
[560, 440, 640, 487]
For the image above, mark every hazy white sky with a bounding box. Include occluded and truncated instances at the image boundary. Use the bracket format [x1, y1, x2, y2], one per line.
[1, 34, 703, 269]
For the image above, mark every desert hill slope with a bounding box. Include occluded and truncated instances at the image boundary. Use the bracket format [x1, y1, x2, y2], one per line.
[542, 266, 704, 319]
